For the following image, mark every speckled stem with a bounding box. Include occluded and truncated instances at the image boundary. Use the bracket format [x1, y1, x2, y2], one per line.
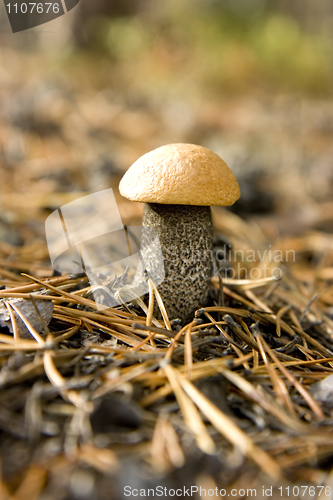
[142, 203, 213, 323]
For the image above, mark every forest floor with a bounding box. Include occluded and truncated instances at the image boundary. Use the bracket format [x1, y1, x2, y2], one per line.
[0, 45, 333, 499]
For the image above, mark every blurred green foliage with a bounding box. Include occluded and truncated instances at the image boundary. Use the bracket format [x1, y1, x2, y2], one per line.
[78, 1, 333, 96]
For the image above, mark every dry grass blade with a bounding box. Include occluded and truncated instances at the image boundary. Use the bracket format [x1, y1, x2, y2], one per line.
[0, 276, 79, 294]
[257, 334, 325, 421]
[72, 316, 154, 351]
[0, 333, 43, 350]
[92, 360, 160, 399]
[146, 278, 156, 348]
[289, 309, 333, 358]
[277, 445, 333, 469]
[29, 293, 52, 336]
[150, 279, 172, 330]
[146, 278, 155, 328]
[130, 331, 157, 351]
[244, 289, 274, 313]
[163, 321, 196, 361]
[51, 324, 81, 344]
[140, 356, 246, 407]
[212, 275, 279, 288]
[21, 274, 133, 320]
[150, 413, 185, 470]
[7, 302, 45, 345]
[0, 268, 26, 282]
[256, 333, 297, 417]
[43, 351, 67, 389]
[78, 444, 119, 474]
[276, 304, 292, 337]
[43, 348, 87, 408]
[0, 292, 75, 301]
[299, 293, 319, 323]
[223, 314, 259, 351]
[5, 301, 20, 341]
[131, 322, 176, 339]
[8, 465, 47, 500]
[163, 364, 215, 455]
[184, 322, 193, 377]
[177, 371, 282, 480]
[204, 311, 251, 368]
[238, 318, 257, 370]
[2, 351, 82, 387]
[53, 305, 146, 327]
[252, 356, 333, 373]
[218, 366, 305, 432]
[117, 286, 163, 328]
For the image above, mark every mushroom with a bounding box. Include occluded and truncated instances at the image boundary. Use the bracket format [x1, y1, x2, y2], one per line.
[119, 143, 240, 323]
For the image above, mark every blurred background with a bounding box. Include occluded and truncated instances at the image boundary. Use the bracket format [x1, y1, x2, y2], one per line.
[0, 0, 333, 258]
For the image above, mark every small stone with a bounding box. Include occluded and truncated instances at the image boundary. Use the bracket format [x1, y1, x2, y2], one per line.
[0, 297, 53, 339]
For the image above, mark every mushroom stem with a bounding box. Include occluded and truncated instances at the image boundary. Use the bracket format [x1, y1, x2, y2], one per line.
[142, 203, 213, 323]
